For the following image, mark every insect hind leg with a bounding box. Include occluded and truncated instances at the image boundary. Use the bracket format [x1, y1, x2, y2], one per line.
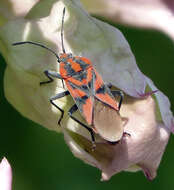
[106, 83, 124, 110]
[68, 104, 96, 150]
[111, 90, 124, 110]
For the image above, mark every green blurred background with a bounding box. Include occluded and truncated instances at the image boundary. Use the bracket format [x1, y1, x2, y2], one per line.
[0, 21, 174, 189]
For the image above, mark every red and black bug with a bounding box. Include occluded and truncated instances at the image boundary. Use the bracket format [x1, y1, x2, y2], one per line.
[12, 8, 125, 148]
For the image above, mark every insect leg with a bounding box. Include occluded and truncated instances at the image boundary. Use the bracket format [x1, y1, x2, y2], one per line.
[50, 91, 70, 125]
[40, 70, 63, 85]
[106, 82, 113, 89]
[111, 90, 124, 110]
[68, 104, 96, 149]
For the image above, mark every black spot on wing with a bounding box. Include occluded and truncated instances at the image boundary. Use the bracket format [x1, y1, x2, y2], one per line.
[96, 84, 113, 97]
[64, 63, 76, 76]
[75, 95, 88, 104]
[75, 58, 89, 70]
[87, 80, 92, 89]
[68, 81, 89, 94]
[74, 95, 89, 112]
[96, 84, 106, 94]
[80, 85, 88, 91]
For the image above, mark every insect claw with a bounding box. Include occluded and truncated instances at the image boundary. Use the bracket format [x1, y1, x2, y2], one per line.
[39, 81, 45, 86]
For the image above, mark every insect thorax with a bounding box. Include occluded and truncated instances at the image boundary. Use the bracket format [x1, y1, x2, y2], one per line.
[59, 53, 92, 78]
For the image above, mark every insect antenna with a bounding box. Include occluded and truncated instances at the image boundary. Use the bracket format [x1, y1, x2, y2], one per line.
[12, 41, 60, 61]
[61, 7, 66, 54]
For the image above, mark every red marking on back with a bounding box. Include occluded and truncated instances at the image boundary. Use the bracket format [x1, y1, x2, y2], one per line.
[94, 69, 119, 111]
[65, 80, 86, 98]
[68, 77, 87, 86]
[60, 60, 119, 126]
[93, 69, 103, 91]
[65, 77, 94, 125]
[60, 62, 67, 78]
[65, 80, 93, 124]
[68, 59, 82, 72]
[95, 93, 118, 110]
[86, 67, 93, 82]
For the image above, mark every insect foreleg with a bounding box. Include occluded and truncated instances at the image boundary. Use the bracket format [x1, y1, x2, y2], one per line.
[50, 91, 70, 125]
[111, 90, 124, 110]
[40, 70, 63, 85]
[68, 104, 96, 149]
